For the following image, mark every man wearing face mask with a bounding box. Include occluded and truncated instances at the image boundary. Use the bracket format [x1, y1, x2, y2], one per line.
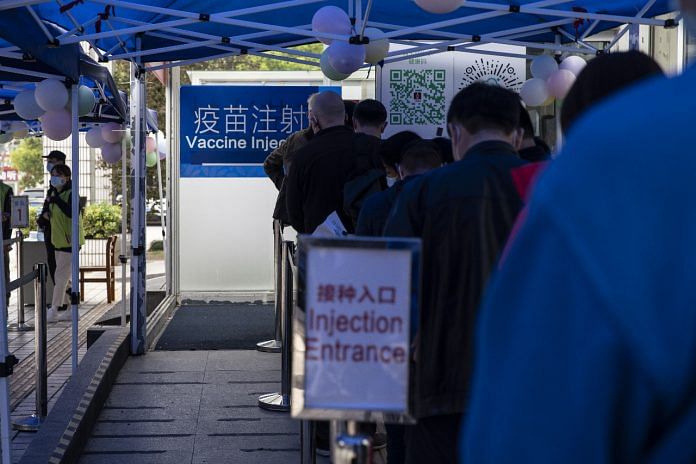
[45, 164, 84, 323]
[38, 150, 66, 288]
[460, 3, 696, 463]
[286, 91, 366, 234]
[384, 83, 526, 463]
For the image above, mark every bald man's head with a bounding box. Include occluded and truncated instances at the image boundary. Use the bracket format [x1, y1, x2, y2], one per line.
[308, 91, 345, 133]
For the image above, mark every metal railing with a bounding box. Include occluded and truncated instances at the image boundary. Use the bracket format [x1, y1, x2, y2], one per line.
[11, 263, 49, 432]
[256, 219, 283, 353]
[5, 232, 30, 333]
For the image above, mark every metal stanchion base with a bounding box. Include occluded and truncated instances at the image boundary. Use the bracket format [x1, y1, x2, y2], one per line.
[7, 322, 34, 332]
[258, 392, 290, 412]
[12, 414, 42, 432]
[256, 339, 282, 353]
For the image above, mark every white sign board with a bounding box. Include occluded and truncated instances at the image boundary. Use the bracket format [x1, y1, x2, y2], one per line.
[303, 244, 413, 412]
[10, 195, 29, 229]
[378, 43, 527, 138]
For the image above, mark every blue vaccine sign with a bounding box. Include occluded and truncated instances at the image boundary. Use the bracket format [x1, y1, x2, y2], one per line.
[180, 85, 321, 178]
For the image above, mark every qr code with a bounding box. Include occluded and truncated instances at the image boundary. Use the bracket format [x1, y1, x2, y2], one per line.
[389, 69, 446, 126]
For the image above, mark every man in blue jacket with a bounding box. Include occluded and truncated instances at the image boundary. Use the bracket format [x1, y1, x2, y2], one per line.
[461, 4, 696, 462]
[385, 82, 526, 463]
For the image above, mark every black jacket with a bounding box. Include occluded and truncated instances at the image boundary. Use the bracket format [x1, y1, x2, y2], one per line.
[285, 126, 380, 234]
[384, 141, 527, 418]
[355, 175, 420, 237]
[264, 128, 313, 224]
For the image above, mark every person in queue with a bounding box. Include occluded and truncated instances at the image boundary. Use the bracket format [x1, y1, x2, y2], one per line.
[517, 104, 551, 162]
[461, 4, 695, 462]
[263, 126, 313, 226]
[45, 164, 84, 323]
[37, 150, 66, 287]
[561, 50, 663, 134]
[379, 131, 421, 187]
[384, 82, 526, 463]
[0, 177, 13, 307]
[286, 91, 363, 234]
[343, 99, 389, 227]
[356, 140, 442, 237]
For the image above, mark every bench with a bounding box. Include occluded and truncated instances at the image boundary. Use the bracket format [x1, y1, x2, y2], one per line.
[79, 235, 117, 303]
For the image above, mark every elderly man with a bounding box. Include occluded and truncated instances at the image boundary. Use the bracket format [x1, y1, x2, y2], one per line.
[461, 2, 696, 463]
[285, 91, 364, 234]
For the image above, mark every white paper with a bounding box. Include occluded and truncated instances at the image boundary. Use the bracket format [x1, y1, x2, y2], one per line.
[312, 211, 347, 237]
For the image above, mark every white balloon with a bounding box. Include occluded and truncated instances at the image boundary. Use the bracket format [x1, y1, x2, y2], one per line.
[415, 0, 462, 14]
[327, 41, 366, 75]
[0, 132, 11, 144]
[547, 69, 576, 99]
[363, 28, 390, 65]
[320, 50, 351, 81]
[35, 79, 69, 112]
[40, 109, 72, 141]
[13, 90, 45, 120]
[157, 131, 168, 159]
[101, 122, 124, 144]
[520, 78, 551, 107]
[101, 143, 122, 164]
[531, 55, 559, 80]
[312, 6, 352, 44]
[559, 55, 587, 76]
[86, 126, 106, 148]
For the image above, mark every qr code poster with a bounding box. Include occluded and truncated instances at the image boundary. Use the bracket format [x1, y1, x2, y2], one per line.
[378, 44, 526, 139]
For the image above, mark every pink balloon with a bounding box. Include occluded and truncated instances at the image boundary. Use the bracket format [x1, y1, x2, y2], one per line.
[101, 143, 122, 164]
[547, 69, 576, 99]
[40, 109, 72, 141]
[146, 136, 157, 153]
[559, 55, 587, 76]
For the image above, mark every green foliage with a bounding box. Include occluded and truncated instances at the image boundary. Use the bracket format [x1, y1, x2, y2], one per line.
[149, 240, 164, 251]
[83, 203, 121, 239]
[10, 138, 43, 190]
[20, 206, 39, 236]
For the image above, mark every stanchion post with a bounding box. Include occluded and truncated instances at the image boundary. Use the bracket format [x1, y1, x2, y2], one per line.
[334, 421, 372, 464]
[12, 263, 47, 432]
[257, 220, 282, 353]
[258, 240, 292, 411]
[301, 420, 316, 464]
[8, 233, 31, 333]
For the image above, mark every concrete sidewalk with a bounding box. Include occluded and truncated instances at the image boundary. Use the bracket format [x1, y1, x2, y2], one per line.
[79, 350, 299, 464]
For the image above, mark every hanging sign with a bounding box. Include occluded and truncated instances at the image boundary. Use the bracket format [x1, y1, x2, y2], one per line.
[180, 85, 319, 178]
[292, 237, 421, 421]
[10, 195, 29, 229]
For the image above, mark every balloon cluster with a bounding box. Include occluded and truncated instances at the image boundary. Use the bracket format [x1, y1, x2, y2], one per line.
[85, 123, 125, 164]
[520, 55, 586, 107]
[145, 132, 169, 167]
[12, 79, 97, 141]
[312, 6, 390, 81]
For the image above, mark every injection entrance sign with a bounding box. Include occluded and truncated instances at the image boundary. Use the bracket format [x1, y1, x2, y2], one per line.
[293, 237, 421, 420]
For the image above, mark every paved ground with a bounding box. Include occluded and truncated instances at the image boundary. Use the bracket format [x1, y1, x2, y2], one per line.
[79, 350, 300, 464]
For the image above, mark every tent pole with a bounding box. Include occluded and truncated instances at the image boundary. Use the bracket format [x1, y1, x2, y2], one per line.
[130, 38, 147, 355]
[154, 132, 167, 293]
[120, 130, 128, 327]
[0, 181, 12, 464]
[70, 83, 80, 374]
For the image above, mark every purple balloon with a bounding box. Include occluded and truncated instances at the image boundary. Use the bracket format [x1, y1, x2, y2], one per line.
[312, 6, 351, 44]
[101, 143, 122, 164]
[41, 109, 72, 141]
[327, 41, 366, 75]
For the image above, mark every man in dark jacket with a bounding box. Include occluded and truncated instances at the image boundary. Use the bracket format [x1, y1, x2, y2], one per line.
[37, 150, 66, 284]
[286, 91, 371, 234]
[356, 140, 441, 237]
[263, 128, 313, 224]
[384, 83, 527, 463]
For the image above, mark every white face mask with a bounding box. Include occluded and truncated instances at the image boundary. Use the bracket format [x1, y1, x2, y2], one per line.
[46, 162, 54, 173]
[50, 176, 66, 189]
[387, 176, 397, 187]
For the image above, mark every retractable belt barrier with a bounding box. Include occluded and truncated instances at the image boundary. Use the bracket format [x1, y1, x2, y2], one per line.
[5, 232, 30, 333]
[11, 263, 49, 432]
[258, 239, 294, 412]
[257, 219, 283, 353]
